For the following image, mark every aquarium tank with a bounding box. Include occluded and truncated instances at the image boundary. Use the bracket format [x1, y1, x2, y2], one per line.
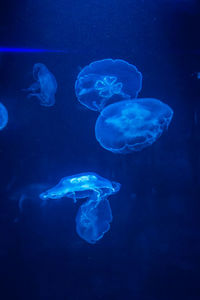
[0, 0, 199, 299]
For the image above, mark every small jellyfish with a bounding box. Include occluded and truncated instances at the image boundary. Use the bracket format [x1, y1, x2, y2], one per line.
[0, 102, 8, 130]
[24, 63, 57, 107]
[95, 98, 173, 153]
[75, 59, 142, 111]
[40, 172, 121, 244]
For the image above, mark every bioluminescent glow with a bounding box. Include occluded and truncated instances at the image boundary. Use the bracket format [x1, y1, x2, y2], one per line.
[40, 172, 121, 244]
[24, 63, 57, 107]
[0, 47, 67, 53]
[95, 98, 173, 153]
[0, 102, 8, 130]
[75, 59, 142, 111]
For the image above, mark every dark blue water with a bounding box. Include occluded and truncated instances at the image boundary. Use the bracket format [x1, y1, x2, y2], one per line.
[0, 0, 200, 299]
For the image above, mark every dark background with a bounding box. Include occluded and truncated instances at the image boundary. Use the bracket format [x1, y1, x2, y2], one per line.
[0, 0, 200, 299]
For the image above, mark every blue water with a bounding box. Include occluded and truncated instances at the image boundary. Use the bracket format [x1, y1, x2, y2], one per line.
[0, 0, 199, 299]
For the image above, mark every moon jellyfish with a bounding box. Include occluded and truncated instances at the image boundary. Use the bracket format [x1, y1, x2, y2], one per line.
[40, 172, 121, 244]
[75, 59, 142, 111]
[95, 98, 173, 153]
[24, 63, 57, 107]
[0, 102, 8, 130]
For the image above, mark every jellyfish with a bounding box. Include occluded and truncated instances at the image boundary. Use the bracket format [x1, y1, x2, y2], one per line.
[95, 98, 173, 153]
[24, 63, 57, 107]
[0, 102, 8, 130]
[75, 59, 142, 111]
[40, 172, 121, 244]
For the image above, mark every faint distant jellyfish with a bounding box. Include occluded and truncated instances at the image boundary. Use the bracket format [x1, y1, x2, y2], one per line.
[40, 172, 121, 244]
[75, 59, 142, 111]
[0, 102, 8, 130]
[25, 63, 57, 107]
[10, 183, 50, 214]
[95, 98, 173, 153]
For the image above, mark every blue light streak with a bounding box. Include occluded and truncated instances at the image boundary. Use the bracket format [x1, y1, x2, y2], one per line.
[0, 47, 67, 53]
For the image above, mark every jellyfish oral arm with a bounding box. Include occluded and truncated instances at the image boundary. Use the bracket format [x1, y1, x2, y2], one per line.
[76, 198, 113, 244]
[78, 87, 93, 96]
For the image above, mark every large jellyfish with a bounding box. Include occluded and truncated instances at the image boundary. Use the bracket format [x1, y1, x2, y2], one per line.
[24, 63, 57, 107]
[0, 102, 8, 130]
[95, 98, 173, 153]
[40, 172, 121, 244]
[75, 59, 142, 111]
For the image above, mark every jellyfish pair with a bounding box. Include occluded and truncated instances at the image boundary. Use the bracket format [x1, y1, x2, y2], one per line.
[40, 172, 121, 244]
[24, 63, 57, 107]
[0, 102, 8, 130]
[75, 59, 173, 153]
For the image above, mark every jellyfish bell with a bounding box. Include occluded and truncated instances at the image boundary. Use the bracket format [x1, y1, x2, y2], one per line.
[95, 98, 173, 154]
[0, 102, 8, 130]
[75, 59, 142, 111]
[39, 172, 120, 203]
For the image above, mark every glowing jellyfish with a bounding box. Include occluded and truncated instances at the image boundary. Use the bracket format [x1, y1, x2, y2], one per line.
[95, 98, 173, 153]
[0, 102, 8, 130]
[75, 59, 142, 111]
[40, 172, 121, 244]
[24, 63, 57, 107]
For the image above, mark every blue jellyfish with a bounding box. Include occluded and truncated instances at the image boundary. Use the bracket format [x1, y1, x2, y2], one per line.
[24, 63, 57, 107]
[95, 98, 173, 153]
[75, 59, 142, 111]
[40, 172, 121, 244]
[0, 102, 8, 130]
